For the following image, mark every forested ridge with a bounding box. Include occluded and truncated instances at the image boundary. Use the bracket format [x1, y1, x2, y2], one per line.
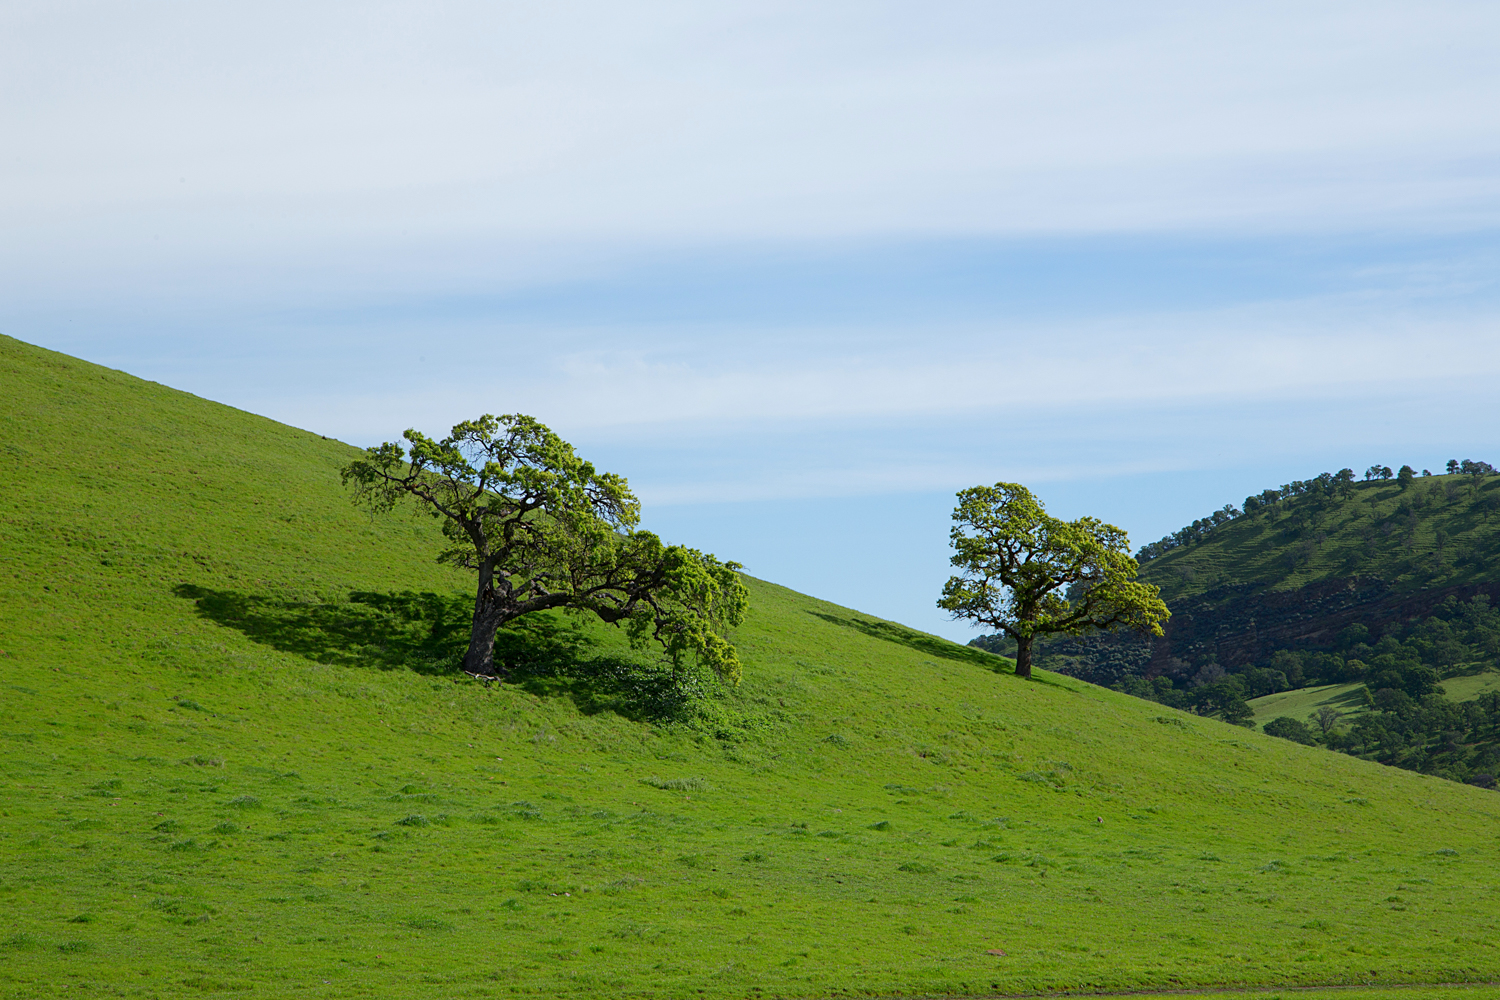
[1138, 460, 1499, 601]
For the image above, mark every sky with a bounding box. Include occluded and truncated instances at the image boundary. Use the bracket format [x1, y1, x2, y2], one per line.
[5, 2, 1500, 640]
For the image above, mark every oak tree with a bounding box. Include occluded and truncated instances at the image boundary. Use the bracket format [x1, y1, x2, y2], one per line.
[341, 414, 747, 682]
[937, 483, 1169, 680]
[1309, 705, 1343, 736]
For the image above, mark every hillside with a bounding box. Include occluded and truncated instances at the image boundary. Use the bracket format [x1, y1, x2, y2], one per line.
[1135, 472, 1500, 679]
[6, 333, 1500, 1000]
[1142, 473, 1500, 605]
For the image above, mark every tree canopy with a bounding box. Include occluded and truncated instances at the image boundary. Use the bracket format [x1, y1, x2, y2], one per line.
[1263, 716, 1317, 745]
[341, 414, 747, 684]
[937, 483, 1169, 680]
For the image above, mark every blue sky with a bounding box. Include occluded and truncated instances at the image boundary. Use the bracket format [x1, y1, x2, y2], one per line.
[5, 2, 1500, 639]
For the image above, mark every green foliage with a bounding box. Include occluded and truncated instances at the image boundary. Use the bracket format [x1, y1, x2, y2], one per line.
[939, 483, 1168, 678]
[1263, 716, 1317, 745]
[9, 335, 1500, 998]
[342, 413, 748, 683]
[1331, 690, 1500, 783]
[1310, 704, 1345, 736]
[640, 776, 707, 792]
[1265, 596, 1496, 704]
[1118, 672, 1257, 726]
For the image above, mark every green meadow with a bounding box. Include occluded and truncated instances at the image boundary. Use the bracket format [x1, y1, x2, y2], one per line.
[1247, 684, 1368, 727]
[1247, 673, 1500, 727]
[4, 333, 1500, 1000]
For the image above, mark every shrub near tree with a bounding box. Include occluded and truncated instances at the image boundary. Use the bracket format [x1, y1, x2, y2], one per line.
[341, 413, 748, 684]
[1263, 716, 1318, 745]
[938, 483, 1169, 680]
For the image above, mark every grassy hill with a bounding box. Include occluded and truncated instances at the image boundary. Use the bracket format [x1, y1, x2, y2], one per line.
[1140, 474, 1500, 605]
[6, 333, 1500, 1000]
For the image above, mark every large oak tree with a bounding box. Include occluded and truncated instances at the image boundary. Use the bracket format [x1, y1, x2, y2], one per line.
[341, 414, 747, 682]
[938, 482, 1168, 680]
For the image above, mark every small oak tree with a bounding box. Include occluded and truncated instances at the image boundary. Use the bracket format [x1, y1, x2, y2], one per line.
[937, 483, 1169, 680]
[341, 414, 747, 682]
[1309, 705, 1343, 736]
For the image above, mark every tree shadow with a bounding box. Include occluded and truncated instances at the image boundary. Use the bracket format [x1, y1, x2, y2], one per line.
[174, 584, 469, 674]
[511, 645, 708, 723]
[1323, 686, 1374, 711]
[808, 611, 1013, 673]
[173, 584, 697, 721]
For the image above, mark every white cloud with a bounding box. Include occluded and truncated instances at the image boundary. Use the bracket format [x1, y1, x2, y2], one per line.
[4, 0, 1500, 284]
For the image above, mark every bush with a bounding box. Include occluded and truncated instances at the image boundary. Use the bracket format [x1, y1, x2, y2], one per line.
[1263, 716, 1317, 745]
[640, 776, 706, 792]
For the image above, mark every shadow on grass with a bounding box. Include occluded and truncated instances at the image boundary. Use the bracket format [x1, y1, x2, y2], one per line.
[808, 612, 1013, 673]
[174, 585, 471, 674]
[1323, 686, 1375, 711]
[173, 584, 697, 721]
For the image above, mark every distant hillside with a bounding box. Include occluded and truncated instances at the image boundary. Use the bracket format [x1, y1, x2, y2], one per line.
[969, 468, 1500, 787]
[9, 333, 1500, 998]
[1139, 469, 1500, 604]
[1125, 469, 1500, 678]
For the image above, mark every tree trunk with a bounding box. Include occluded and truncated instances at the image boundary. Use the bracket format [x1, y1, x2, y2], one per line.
[462, 607, 503, 676]
[1013, 635, 1033, 680]
[463, 560, 505, 676]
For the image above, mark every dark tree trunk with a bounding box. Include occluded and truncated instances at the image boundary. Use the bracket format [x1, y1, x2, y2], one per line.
[463, 607, 504, 676]
[460, 561, 570, 677]
[1014, 635, 1033, 680]
[463, 561, 507, 676]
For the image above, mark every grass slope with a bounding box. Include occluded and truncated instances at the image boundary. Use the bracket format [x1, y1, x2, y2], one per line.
[5, 334, 1500, 1000]
[1142, 477, 1500, 603]
[1248, 673, 1500, 728]
[1247, 685, 1370, 728]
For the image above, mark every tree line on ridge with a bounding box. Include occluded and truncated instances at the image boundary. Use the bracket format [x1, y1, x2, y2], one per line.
[1136, 459, 1496, 563]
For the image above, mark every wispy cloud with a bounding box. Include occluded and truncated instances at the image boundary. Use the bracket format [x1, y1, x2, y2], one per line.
[5, 3, 1500, 275]
[244, 284, 1499, 443]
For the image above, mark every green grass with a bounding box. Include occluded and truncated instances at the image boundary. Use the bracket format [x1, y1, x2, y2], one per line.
[1437, 670, 1500, 703]
[6, 333, 1500, 999]
[1142, 475, 1500, 602]
[1249, 672, 1500, 728]
[1248, 684, 1370, 727]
